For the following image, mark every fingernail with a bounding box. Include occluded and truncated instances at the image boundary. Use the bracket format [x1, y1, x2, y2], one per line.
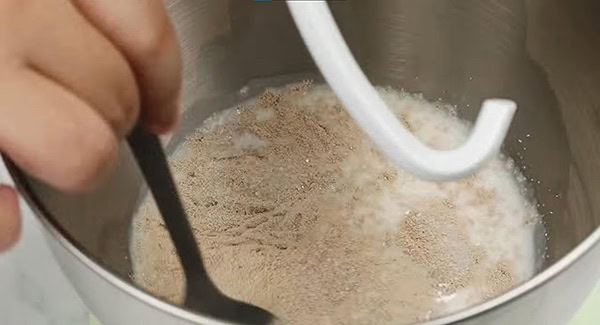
[145, 99, 181, 134]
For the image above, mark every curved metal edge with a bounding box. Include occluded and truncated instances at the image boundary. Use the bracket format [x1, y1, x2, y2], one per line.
[4, 154, 600, 325]
[2, 155, 231, 325]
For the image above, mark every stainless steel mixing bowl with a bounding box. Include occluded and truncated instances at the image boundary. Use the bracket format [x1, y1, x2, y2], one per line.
[5, 0, 600, 324]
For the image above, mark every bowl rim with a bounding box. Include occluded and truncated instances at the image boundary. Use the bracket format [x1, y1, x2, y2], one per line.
[5, 155, 600, 325]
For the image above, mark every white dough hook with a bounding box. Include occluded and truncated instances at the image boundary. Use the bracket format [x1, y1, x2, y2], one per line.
[287, 1, 516, 181]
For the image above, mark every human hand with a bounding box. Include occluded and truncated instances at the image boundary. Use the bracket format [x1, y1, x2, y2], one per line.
[0, 0, 182, 252]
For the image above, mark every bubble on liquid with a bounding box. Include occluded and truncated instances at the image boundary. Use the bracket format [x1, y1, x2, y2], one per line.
[240, 86, 250, 96]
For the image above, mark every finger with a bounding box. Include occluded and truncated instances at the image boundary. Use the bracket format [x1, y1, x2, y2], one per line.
[0, 185, 20, 252]
[0, 67, 119, 192]
[17, 0, 140, 137]
[72, 0, 182, 134]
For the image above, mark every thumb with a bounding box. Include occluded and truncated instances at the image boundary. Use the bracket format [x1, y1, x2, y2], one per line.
[0, 185, 20, 252]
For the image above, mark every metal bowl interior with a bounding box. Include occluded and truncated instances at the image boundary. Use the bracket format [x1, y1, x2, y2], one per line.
[6, 0, 600, 324]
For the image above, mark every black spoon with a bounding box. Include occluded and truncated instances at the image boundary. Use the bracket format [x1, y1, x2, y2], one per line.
[127, 124, 274, 325]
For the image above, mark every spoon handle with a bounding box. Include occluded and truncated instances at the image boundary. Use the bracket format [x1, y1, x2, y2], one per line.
[127, 124, 274, 324]
[126, 124, 207, 278]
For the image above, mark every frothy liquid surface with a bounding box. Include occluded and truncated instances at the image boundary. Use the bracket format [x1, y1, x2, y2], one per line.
[132, 82, 541, 324]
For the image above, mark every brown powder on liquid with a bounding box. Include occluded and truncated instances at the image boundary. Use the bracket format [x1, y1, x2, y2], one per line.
[132, 82, 537, 324]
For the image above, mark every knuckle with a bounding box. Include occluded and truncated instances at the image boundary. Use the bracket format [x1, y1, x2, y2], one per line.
[133, 16, 174, 61]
